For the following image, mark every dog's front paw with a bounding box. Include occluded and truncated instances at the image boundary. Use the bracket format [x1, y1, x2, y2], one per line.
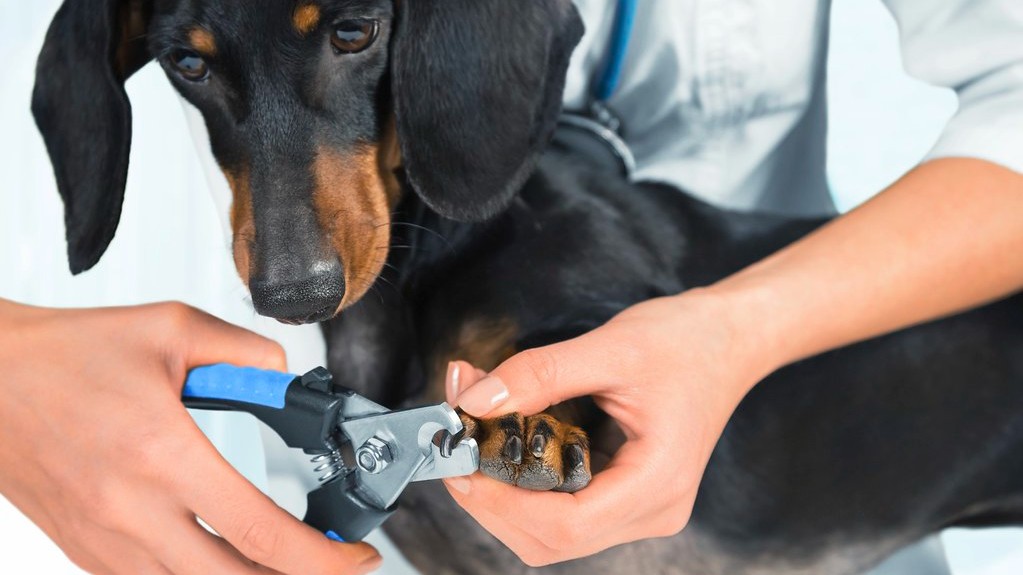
[459, 412, 591, 492]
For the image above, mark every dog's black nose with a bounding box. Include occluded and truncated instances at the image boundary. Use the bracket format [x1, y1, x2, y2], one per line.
[250, 260, 345, 324]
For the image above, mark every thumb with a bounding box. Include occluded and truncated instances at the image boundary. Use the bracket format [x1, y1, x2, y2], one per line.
[154, 303, 288, 376]
[455, 333, 610, 418]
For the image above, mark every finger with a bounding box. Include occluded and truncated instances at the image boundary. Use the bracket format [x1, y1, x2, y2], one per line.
[154, 513, 290, 575]
[150, 303, 288, 376]
[448, 475, 690, 566]
[455, 329, 625, 417]
[445, 361, 488, 405]
[183, 309, 287, 371]
[443, 476, 616, 566]
[445, 440, 673, 557]
[179, 440, 380, 575]
[445, 475, 634, 564]
[440, 485, 561, 566]
[198, 528, 290, 575]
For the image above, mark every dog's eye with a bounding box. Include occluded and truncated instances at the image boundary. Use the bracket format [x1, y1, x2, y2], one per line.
[170, 49, 210, 82]
[331, 19, 378, 54]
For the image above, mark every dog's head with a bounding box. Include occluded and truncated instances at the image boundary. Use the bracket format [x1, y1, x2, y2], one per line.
[33, 0, 583, 323]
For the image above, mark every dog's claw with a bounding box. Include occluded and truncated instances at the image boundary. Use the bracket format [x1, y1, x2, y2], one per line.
[566, 443, 585, 471]
[439, 429, 466, 459]
[504, 435, 523, 464]
[531, 433, 546, 458]
[555, 443, 592, 494]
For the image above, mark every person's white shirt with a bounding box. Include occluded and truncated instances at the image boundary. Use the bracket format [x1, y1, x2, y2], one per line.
[565, 0, 1023, 216]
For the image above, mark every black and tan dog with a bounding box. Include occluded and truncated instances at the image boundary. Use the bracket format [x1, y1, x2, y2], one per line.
[32, 0, 1023, 573]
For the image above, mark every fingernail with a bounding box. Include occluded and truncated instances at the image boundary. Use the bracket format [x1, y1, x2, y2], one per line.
[446, 362, 461, 405]
[445, 476, 472, 495]
[456, 376, 508, 416]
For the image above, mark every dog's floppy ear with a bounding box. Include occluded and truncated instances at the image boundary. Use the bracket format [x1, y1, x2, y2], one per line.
[32, 0, 152, 274]
[391, 0, 584, 221]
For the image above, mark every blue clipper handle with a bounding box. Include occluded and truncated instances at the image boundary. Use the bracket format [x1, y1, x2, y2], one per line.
[182, 364, 343, 451]
[183, 364, 296, 409]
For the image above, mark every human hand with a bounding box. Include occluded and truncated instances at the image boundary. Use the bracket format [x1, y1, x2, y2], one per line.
[0, 300, 381, 575]
[442, 291, 773, 566]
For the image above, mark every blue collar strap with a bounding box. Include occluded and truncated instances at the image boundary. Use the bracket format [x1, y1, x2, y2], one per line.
[593, 0, 637, 103]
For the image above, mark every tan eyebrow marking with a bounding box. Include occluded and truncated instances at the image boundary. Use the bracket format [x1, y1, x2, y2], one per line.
[293, 3, 322, 35]
[188, 27, 217, 56]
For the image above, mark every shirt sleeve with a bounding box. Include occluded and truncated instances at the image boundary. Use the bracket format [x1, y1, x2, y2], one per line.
[882, 0, 1023, 175]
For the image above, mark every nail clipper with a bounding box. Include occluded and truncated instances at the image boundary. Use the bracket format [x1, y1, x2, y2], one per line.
[182, 364, 479, 542]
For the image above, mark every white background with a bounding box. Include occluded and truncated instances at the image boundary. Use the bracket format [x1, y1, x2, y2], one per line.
[1, 0, 1020, 573]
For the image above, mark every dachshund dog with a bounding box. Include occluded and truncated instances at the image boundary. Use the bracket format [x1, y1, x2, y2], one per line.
[33, 0, 1023, 573]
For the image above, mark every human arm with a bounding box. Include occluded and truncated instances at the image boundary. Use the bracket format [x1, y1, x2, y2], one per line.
[442, 157, 1023, 565]
[0, 298, 381, 574]
[719, 158, 1023, 364]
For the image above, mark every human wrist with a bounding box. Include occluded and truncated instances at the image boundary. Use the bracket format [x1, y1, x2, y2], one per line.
[678, 278, 799, 386]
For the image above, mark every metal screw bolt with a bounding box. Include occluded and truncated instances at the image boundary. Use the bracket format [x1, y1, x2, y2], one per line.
[356, 437, 393, 474]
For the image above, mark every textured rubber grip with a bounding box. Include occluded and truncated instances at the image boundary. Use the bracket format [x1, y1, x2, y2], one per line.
[183, 364, 296, 409]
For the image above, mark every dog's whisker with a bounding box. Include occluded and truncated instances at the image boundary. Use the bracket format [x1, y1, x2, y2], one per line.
[354, 269, 395, 288]
[347, 273, 400, 306]
[367, 284, 385, 306]
[352, 268, 401, 294]
[388, 222, 455, 251]
[381, 263, 401, 279]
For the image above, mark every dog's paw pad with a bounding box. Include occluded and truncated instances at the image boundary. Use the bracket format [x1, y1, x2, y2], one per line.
[462, 411, 591, 493]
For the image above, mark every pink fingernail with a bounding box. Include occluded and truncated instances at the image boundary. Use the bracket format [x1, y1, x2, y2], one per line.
[446, 362, 461, 405]
[446, 476, 472, 495]
[456, 376, 509, 416]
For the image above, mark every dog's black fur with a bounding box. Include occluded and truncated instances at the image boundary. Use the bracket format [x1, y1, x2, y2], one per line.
[33, 1, 1023, 574]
